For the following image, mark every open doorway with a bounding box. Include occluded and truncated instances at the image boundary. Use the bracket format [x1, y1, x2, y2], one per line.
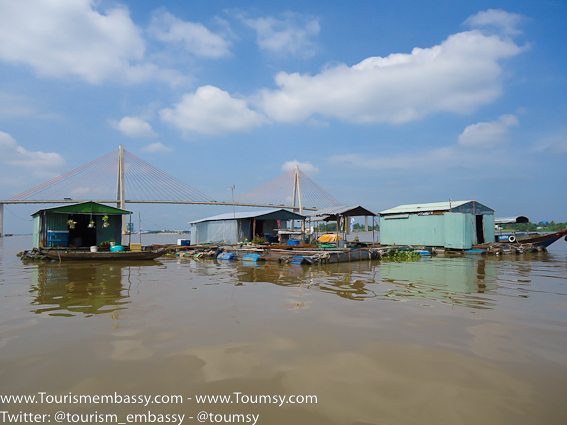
[68, 214, 97, 247]
[475, 215, 485, 244]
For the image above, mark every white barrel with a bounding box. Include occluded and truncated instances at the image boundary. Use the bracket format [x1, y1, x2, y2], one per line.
[90, 246, 98, 252]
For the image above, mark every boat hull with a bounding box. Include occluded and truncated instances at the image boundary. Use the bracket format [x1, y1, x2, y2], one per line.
[516, 229, 567, 248]
[42, 249, 167, 261]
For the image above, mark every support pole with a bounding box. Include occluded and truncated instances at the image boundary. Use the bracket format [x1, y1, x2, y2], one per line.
[0, 203, 3, 237]
[118, 145, 127, 244]
[296, 166, 305, 240]
[291, 166, 298, 232]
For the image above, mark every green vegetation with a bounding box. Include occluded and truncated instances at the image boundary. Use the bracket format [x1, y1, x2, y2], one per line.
[381, 249, 421, 261]
[499, 222, 566, 232]
[251, 235, 268, 244]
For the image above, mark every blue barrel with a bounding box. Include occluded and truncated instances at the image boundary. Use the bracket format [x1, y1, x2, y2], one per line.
[287, 239, 300, 246]
[217, 252, 237, 260]
[243, 254, 262, 262]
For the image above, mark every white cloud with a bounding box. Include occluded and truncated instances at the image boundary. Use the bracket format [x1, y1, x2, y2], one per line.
[0, 131, 65, 180]
[115, 116, 158, 138]
[141, 142, 173, 153]
[458, 114, 519, 148]
[281, 160, 319, 174]
[532, 132, 567, 155]
[160, 85, 268, 136]
[257, 13, 523, 124]
[464, 9, 524, 36]
[241, 13, 320, 56]
[0, 0, 181, 84]
[328, 144, 507, 173]
[149, 10, 231, 58]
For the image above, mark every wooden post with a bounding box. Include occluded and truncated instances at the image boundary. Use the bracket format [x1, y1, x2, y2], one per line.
[0, 203, 3, 237]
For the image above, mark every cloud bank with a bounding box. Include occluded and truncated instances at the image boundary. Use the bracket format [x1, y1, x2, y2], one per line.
[0, 0, 181, 84]
[0, 131, 65, 181]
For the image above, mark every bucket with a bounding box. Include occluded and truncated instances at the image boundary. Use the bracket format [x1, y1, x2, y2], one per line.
[110, 245, 125, 252]
[90, 246, 98, 253]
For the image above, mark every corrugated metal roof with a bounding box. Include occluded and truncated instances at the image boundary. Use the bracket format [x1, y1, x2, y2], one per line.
[380, 200, 491, 215]
[32, 201, 131, 216]
[308, 205, 377, 220]
[190, 208, 305, 224]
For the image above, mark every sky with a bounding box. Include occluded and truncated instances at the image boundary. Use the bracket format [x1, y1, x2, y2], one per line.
[1, 0, 566, 233]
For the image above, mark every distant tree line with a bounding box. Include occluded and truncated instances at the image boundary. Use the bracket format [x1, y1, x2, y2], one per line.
[499, 222, 566, 232]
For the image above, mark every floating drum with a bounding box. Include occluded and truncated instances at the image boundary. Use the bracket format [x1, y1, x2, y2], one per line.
[287, 239, 300, 246]
[242, 254, 263, 262]
[217, 252, 237, 261]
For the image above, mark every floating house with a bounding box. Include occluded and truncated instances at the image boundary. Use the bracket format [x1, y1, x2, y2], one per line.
[189, 209, 305, 245]
[379, 200, 495, 249]
[32, 202, 131, 249]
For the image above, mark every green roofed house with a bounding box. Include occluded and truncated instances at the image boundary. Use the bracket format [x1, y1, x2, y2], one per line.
[31, 202, 131, 249]
[379, 200, 495, 250]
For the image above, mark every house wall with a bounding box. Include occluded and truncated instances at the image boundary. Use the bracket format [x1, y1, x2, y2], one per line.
[483, 214, 495, 244]
[380, 214, 447, 247]
[380, 212, 494, 249]
[33, 215, 41, 249]
[95, 215, 122, 244]
[191, 220, 239, 245]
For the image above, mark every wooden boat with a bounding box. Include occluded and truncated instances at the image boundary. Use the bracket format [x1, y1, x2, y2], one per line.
[41, 248, 167, 261]
[264, 248, 376, 264]
[496, 229, 567, 248]
[515, 229, 567, 248]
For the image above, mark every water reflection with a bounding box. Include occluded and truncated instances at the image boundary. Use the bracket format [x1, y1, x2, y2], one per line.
[29, 261, 161, 317]
[379, 257, 499, 309]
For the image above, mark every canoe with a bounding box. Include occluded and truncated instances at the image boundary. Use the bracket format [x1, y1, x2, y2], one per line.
[41, 249, 167, 261]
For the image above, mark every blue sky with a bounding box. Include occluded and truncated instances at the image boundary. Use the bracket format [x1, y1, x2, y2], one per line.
[1, 0, 566, 233]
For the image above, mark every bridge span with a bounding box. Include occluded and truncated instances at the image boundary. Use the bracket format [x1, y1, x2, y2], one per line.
[0, 146, 339, 236]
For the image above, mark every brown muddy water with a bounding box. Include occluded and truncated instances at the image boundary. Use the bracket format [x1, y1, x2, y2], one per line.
[1, 234, 567, 425]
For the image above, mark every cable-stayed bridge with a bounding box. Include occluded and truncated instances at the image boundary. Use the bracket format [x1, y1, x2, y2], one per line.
[0, 146, 342, 235]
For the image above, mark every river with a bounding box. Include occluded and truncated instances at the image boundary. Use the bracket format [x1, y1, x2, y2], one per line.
[1, 234, 566, 425]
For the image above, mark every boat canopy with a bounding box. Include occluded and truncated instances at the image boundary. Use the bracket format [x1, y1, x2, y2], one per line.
[495, 216, 529, 224]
